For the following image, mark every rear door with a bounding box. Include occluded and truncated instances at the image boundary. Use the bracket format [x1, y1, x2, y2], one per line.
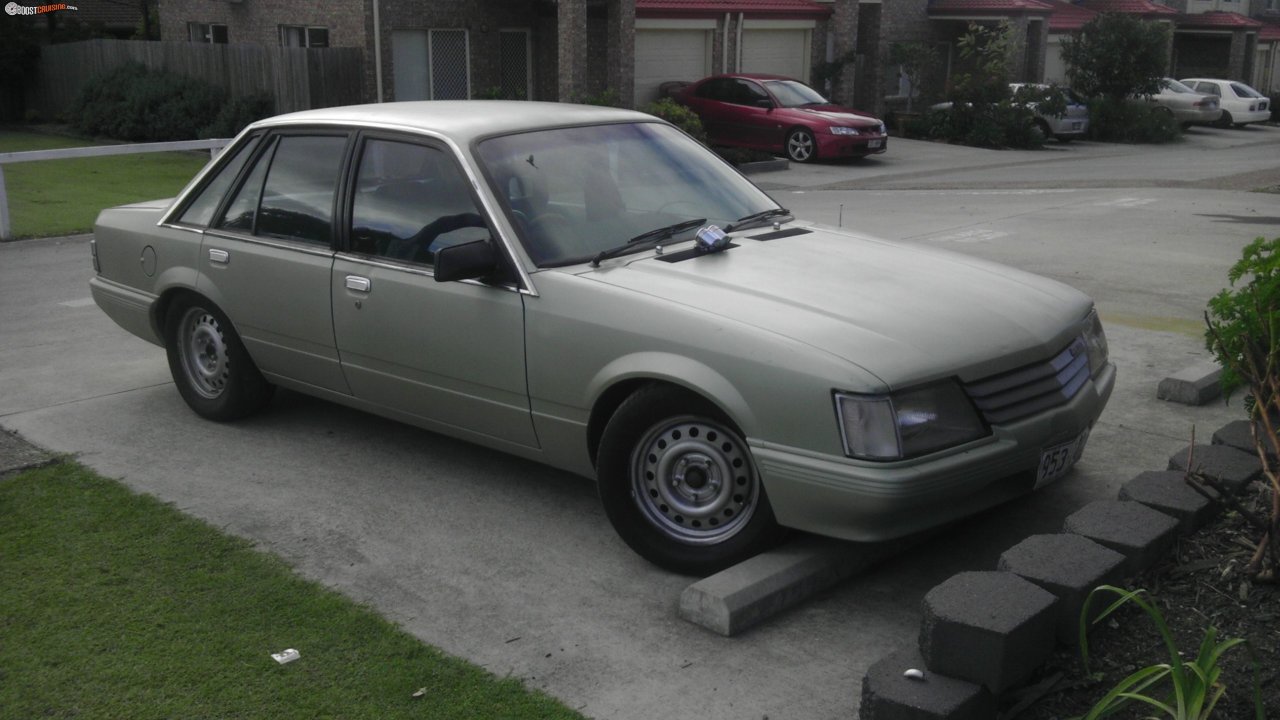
[330, 133, 536, 447]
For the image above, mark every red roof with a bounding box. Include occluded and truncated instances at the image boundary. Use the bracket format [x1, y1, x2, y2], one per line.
[1045, 0, 1098, 32]
[1079, 0, 1177, 16]
[1176, 11, 1263, 30]
[1261, 19, 1280, 42]
[927, 0, 1054, 16]
[637, 0, 832, 19]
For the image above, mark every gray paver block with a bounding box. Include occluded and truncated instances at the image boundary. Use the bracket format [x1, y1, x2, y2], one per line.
[1212, 420, 1276, 462]
[1119, 470, 1219, 533]
[0, 430, 55, 476]
[1063, 500, 1179, 575]
[679, 534, 928, 636]
[1156, 360, 1222, 405]
[1168, 443, 1263, 493]
[919, 571, 1057, 694]
[860, 646, 995, 720]
[997, 534, 1127, 645]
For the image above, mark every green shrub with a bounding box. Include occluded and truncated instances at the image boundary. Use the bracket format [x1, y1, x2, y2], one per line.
[71, 63, 271, 142]
[1086, 96, 1180, 143]
[641, 98, 707, 144]
[199, 92, 275, 139]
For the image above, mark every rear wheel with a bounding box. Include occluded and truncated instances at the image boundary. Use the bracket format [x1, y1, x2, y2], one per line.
[785, 127, 817, 163]
[1216, 110, 1233, 129]
[164, 296, 274, 421]
[597, 384, 783, 575]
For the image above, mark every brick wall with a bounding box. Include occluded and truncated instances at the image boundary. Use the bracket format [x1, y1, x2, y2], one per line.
[159, 0, 366, 49]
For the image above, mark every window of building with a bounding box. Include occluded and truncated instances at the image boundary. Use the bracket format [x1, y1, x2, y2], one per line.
[280, 25, 330, 48]
[188, 22, 228, 44]
[498, 29, 531, 100]
[392, 29, 470, 101]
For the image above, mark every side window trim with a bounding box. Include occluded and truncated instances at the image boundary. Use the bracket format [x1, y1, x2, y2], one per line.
[168, 132, 262, 227]
[213, 135, 279, 236]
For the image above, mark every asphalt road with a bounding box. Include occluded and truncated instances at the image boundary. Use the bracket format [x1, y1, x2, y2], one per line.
[2, 125, 1276, 719]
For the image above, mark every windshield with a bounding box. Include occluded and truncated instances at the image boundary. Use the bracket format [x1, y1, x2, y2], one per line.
[763, 80, 828, 108]
[475, 122, 778, 267]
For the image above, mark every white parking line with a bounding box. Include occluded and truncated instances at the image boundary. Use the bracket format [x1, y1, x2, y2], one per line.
[926, 228, 1010, 244]
[1096, 197, 1158, 208]
[59, 298, 95, 308]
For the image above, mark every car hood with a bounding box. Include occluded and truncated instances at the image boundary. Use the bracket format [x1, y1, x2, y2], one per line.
[573, 224, 1091, 389]
[783, 105, 882, 127]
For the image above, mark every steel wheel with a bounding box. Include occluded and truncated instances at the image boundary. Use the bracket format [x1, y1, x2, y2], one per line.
[786, 128, 817, 163]
[176, 307, 230, 399]
[631, 415, 759, 545]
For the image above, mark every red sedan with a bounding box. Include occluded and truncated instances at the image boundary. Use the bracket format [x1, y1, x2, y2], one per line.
[677, 73, 887, 163]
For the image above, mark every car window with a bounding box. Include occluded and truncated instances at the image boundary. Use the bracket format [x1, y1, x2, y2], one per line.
[177, 135, 260, 227]
[1163, 79, 1195, 94]
[696, 78, 734, 102]
[217, 137, 275, 233]
[1230, 83, 1262, 99]
[349, 138, 489, 266]
[763, 80, 827, 108]
[257, 135, 347, 245]
[1195, 82, 1221, 96]
[730, 80, 771, 107]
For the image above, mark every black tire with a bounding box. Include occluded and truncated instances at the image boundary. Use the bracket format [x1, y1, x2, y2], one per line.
[785, 127, 817, 163]
[597, 384, 784, 575]
[1215, 110, 1233, 129]
[163, 296, 274, 421]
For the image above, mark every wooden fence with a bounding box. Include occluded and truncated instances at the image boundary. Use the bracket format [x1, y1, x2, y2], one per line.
[28, 39, 366, 119]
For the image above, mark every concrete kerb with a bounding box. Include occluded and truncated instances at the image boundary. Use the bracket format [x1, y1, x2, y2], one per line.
[859, 419, 1254, 719]
[1156, 360, 1223, 406]
[0, 429, 56, 477]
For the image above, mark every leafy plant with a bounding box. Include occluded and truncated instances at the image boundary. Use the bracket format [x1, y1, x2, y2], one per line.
[641, 98, 707, 144]
[888, 42, 939, 112]
[1203, 236, 1280, 582]
[1075, 585, 1262, 720]
[1085, 96, 1181, 144]
[1061, 13, 1169, 102]
[812, 49, 858, 99]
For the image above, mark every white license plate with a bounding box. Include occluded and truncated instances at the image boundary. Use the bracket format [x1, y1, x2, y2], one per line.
[1035, 428, 1090, 489]
[868, 139, 882, 149]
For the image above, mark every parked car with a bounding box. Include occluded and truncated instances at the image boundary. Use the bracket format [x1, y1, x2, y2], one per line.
[1179, 78, 1271, 128]
[676, 73, 886, 163]
[1008, 83, 1090, 142]
[1131, 78, 1222, 128]
[90, 101, 1113, 574]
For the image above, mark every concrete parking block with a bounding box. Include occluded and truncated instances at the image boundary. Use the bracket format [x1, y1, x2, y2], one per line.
[918, 571, 1057, 694]
[1212, 420, 1275, 462]
[997, 534, 1127, 645]
[1156, 361, 1222, 405]
[679, 534, 926, 636]
[1167, 443, 1263, 493]
[859, 646, 995, 720]
[1119, 471, 1218, 533]
[1063, 500, 1179, 575]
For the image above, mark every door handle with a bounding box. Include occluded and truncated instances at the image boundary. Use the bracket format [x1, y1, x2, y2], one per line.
[208, 248, 229, 265]
[345, 275, 371, 293]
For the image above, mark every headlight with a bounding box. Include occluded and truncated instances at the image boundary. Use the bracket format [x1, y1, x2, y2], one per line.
[1082, 308, 1108, 375]
[877, 123, 886, 135]
[835, 381, 987, 461]
[830, 126, 861, 136]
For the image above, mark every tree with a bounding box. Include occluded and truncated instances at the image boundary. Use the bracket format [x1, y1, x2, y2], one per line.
[888, 42, 938, 112]
[1061, 13, 1170, 101]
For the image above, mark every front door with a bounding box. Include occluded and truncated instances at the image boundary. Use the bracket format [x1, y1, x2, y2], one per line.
[331, 134, 536, 447]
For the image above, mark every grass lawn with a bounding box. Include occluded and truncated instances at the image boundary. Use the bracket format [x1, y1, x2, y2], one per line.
[0, 462, 584, 720]
[0, 130, 210, 239]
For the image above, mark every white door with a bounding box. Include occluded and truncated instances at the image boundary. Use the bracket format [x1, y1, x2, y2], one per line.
[740, 29, 809, 80]
[634, 29, 712, 105]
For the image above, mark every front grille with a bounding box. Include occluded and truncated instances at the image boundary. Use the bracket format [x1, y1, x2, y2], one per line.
[964, 338, 1089, 425]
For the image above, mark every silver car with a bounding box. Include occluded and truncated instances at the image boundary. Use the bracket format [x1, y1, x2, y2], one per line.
[90, 102, 1114, 574]
[1133, 78, 1222, 127]
[1009, 83, 1090, 142]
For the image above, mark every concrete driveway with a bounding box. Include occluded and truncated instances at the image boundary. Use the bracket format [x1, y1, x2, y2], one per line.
[3, 124, 1276, 719]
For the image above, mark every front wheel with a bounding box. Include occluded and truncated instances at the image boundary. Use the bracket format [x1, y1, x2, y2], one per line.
[785, 127, 817, 163]
[597, 385, 783, 575]
[164, 297, 274, 421]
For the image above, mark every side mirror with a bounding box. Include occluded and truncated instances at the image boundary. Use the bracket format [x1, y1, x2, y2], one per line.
[434, 238, 498, 283]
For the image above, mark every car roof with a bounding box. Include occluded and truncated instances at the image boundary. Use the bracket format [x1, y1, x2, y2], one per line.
[701, 73, 797, 82]
[251, 101, 657, 144]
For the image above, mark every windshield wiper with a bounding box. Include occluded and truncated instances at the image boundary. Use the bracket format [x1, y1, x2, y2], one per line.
[590, 218, 706, 267]
[725, 208, 792, 233]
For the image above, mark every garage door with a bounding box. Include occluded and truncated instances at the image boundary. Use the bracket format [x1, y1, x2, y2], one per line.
[634, 29, 712, 106]
[740, 29, 808, 80]
[1044, 37, 1068, 86]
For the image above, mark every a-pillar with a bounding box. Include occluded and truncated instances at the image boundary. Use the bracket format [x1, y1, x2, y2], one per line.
[558, 0, 589, 102]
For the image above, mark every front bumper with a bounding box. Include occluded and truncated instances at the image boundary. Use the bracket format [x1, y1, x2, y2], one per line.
[753, 362, 1116, 541]
[816, 133, 888, 158]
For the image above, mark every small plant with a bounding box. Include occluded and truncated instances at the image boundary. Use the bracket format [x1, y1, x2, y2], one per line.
[1086, 96, 1181, 144]
[640, 98, 707, 144]
[575, 87, 621, 107]
[1203, 236, 1280, 583]
[1075, 585, 1262, 720]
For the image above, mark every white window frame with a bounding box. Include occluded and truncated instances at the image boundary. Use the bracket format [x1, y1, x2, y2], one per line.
[188, 22, 228, 44]
[280, 25, 330, 48]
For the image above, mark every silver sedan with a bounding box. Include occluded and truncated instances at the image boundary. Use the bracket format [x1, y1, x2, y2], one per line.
[90, 102, 1114, 574]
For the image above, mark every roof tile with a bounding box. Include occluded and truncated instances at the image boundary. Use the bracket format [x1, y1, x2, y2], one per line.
[637, 0, 831, 18]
